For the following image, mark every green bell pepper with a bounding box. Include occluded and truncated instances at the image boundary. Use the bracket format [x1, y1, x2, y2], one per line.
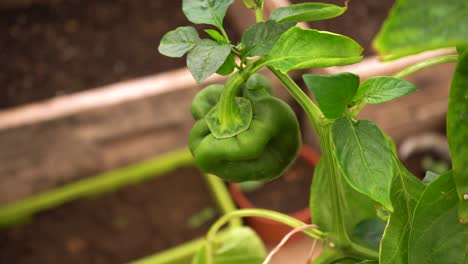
[189, 74, 301, 182]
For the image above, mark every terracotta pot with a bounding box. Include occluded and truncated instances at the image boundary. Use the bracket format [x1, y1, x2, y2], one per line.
[228, 145, 320, 243]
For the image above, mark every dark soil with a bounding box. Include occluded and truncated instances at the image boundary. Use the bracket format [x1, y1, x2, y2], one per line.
[290, 0, 396, 55]
[0, 167, 218, 264]
[244, 157, 314, 214]
[0, 0, 239, 109]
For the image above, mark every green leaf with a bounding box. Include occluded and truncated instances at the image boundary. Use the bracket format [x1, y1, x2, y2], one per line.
[192, 227, 267, 264]
[270, 2, 346, 23]
[183, 0, 234, 29]
[356, 261, 378, 264]
[379, 157, 424, 264]
[303, 72, 359, 119]
[310, 159, 377, 241]
[241, 20, 294, 58]
[205, 29, 228, 44]
[408, 172, 468, 264]
[187, 39, 231, 83]
[447, 48, 468, 223]
[332, 117, 393, 210]
[353, 77, 416, 104]
[422, 171, 441, 186]
[158, 26, 200, 58]
[264, 27, 363, 73]
[216, 53, 235, 76]
[373, 0, 468, 60]
[352, 218, 386, 250]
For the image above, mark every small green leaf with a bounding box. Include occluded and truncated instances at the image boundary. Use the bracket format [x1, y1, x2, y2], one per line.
[192, 227, 267, 264]
[422, 171, 440, 186]
[373, 0, 468, 60]
[158, 26, 200, 58]
[447, 48, 468, 222]
[187, 39, 231, 83]
[303, 72, 359, 119]
[352, 218, 386, 250]
[241, 20, 294, 58]
[353, 76, 416, 104]
[379, 157, 424, 264]
[205, 29, 228, 44]
[270, 3, 346, 23]
[332, 117, 393, 210]
[408, 171, 468, 264]
[264, 27, 363, 73]
[216, 53, 235, 76]
[183, 0, 234, 29]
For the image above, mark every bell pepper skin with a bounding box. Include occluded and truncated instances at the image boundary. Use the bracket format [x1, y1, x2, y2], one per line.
[189, 77, 301, 182]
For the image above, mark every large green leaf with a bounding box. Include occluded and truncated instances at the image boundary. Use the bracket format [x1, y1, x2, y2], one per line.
[408, 172, 468, 264]
[270, 2, 346, 23]
[187, 39, 231, 83]
[353, 77, 416, 104]
[192, 227, 266, 264]
[158, 26, 200, 58]
[263, 27, 363, 73]
[183, 0, 234, 29]
[303, 72, 359, 119]
[447, 48, 468, 223]
[332, 117, 393, 210]
[373, 0, 468, 60]
[241, 20, 294, 58]
[310, 158, 377, 244]
[379, 156, 424, 264]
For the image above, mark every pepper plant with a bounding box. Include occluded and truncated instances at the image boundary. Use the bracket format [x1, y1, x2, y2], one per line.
[158, 0, 468, 263]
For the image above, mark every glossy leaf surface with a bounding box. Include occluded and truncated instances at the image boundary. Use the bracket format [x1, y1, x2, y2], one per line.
[270, 2, 346, 23]
[332, 117, 393, 210]
[303, 72, 359, 119]
[408, 172, 468, 264]
[373, 0, 468, 60]
[241, 20, 294, 57]
[447, 47, 468, 222]
[187, 39, 231, 82]
[183, 0, 233, 28]
[353, 76, 416, 104]
[158, 26, 200, 58]
[264, 27, 363, 73]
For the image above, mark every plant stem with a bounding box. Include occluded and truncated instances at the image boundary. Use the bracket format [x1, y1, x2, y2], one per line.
[205, 209, 326, 264]
[255, 6, 264, 22]
[268, 67, 323, 131]
[0, 148, 194, 228]
[394, 54, 458, 79]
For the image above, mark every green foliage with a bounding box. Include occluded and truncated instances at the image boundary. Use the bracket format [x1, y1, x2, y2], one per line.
[303, 72, 359, 119]
[373, 0, 468, 60]
[264, 27, 363, 73]
[192, 227, 266, 264]
[379, 157, 424, 264]
[158, 26, 200, 58]
[156, 1, 467, 263]
[183, 0, 233, 29]
[353, 76, 416, 104]
[408, 172, 468, 264]
[187, 39, 232, 82]
[447, 47, 468, 222]
[270, 2, 347, 23]
[241, 20, 294, 58]
[332, 117, 393, 210]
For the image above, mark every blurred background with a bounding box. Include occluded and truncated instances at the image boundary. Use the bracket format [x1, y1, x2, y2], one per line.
[0, 0, 453, 263]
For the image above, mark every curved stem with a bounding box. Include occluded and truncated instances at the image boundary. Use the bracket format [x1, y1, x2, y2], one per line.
[394, 54, 458, 79]
[268, 67, 323, 131]
[205, 209, 326, 264]
[255, 6, 264, 22]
